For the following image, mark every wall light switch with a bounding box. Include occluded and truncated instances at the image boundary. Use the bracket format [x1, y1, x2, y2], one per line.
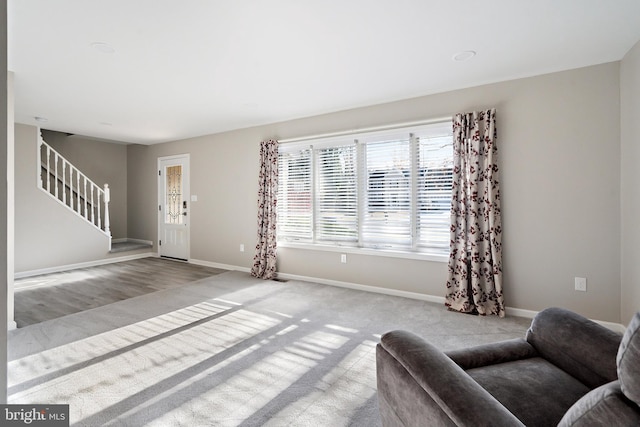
[340, 254, 347, 263]
[191, 195, 198, 202]
[575, 277, 587, 292]
[240, 244, 245, 252]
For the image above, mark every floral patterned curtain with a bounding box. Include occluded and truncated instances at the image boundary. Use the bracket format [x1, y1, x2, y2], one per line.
[445, 109, 505, 317]
[251, 139, 278, 280]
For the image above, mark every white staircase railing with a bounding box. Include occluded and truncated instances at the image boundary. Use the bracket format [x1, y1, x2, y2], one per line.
[37, 132, 111, 237]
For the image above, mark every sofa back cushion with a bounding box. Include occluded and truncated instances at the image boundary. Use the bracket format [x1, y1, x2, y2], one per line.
[558, 381, 640, 426]
[525, 307, 621, 388]
[617, 311, 640, 406]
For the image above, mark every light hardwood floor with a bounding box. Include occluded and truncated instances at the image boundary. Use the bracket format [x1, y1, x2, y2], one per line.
[14, 257, 227, 327]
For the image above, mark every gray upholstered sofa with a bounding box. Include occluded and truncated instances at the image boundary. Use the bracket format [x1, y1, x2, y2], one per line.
[376, 307, 640, 426]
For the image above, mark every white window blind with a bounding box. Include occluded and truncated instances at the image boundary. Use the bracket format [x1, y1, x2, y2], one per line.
[315, 144, 358, 242]
[277, 148, 312, 241]
[416, 132, 453, 252]
[277, 120, 453, 257]
[362, 138, 412, 248]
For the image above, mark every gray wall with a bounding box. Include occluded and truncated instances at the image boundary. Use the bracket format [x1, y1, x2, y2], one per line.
[127, 62, 623, 323]
[41, 130, 128, 239]
[14, 124, 113, 273]
[126, 128, 260, 258]
[621, 39, 640, 325]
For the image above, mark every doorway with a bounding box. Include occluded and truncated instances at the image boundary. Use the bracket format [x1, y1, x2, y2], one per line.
[158, 154, 190, 260]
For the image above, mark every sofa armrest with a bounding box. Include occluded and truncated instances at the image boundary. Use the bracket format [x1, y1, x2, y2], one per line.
[446, 338, 537, 370]
[526, 307, 622, 388]
[380, 330, 525, 427]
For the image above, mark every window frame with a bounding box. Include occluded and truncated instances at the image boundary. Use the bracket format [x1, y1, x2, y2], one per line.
[277, 121, 453, 262]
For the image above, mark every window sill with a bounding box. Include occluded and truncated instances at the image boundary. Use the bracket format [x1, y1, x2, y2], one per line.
[277, 241, 449, 263]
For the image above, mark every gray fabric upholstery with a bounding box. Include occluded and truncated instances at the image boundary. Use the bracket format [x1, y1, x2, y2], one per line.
[617, 311, 640, 406]
[558, 381, 640, 426]
[377, 343, 457, 427]
[526, 307, 621, 388]
[446, 338, 536, 369]
[557, 312, 640, 425]
[376, 308, 640, 427]
[467, 358, 589, 426]
[378, 331, 524, 426]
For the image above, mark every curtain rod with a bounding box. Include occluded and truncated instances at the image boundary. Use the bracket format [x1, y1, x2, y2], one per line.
[278, 116, 452, 144]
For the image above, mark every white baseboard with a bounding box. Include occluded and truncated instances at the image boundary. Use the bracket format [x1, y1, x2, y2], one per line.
[14, 252, 156, 281]
[189, 258, 251, 273]
[505, 307, 539, 319]
[276, 271, 447, 305]
[275, 272, 626, 332]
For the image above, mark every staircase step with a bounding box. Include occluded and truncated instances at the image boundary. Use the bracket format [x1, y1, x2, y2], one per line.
[110, 241, 153, 253]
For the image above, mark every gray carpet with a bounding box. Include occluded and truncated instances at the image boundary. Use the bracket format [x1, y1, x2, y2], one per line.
[8, 270, 531, 426]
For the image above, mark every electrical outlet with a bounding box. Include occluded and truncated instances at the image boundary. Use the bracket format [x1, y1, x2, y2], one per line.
[240, 244, 245, 252]
[340, 254, 347, 263]
[574, 277, 587, 292]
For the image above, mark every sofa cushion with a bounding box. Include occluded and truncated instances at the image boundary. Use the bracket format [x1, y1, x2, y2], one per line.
[467, 357, 589, 427]
[558, 381, 640, 426]
[617, 312, 640, 406]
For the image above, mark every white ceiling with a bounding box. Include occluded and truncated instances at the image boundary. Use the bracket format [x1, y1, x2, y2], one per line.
[8, 1, 640, 145]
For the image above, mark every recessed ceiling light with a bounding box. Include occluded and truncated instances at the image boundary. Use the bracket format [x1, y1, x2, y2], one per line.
[453, 50, 476, 61]
[91, 42, 116, 54]
[99, 122, 113, 126]
[34, 116, 48, 123]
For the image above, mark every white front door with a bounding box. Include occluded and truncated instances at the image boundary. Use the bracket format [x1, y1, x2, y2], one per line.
[158, 155, 190, 260]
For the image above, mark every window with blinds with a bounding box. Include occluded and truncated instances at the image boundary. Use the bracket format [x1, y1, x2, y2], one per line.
[277, 121, 453, 257]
